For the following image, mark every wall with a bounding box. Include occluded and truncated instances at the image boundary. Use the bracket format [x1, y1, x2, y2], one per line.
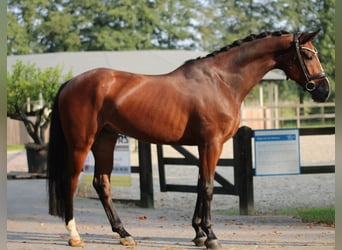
[7, 118, 31, 145]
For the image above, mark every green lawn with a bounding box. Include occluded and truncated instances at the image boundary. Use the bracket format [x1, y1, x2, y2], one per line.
[270, 207, 335, 225]
[216, 207, 335, 226]
[7, 144, 25, 151]
[297, 207, 335, 225]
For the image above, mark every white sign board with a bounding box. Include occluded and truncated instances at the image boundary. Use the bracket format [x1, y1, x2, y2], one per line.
[254, 129, 300, 176]
[81, 134, 131, 186]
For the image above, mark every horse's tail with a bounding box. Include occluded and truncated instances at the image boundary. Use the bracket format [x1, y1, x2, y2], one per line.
[47, 81, 69, 219]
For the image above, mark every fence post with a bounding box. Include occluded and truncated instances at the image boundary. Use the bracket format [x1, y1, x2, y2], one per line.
[156, 144, 167, 192]
[233, 126, 255, 215]
[138, 141, 154, 208]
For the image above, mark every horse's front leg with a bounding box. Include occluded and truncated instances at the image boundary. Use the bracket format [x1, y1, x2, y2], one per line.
[192, 142, 223, 249]
[192, 176, 207, 247]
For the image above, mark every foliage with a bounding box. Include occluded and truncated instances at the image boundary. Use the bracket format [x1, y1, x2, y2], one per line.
[7, 0, 335, 101]
[7, 0, 201, 52]
[7, 60, 71, 145]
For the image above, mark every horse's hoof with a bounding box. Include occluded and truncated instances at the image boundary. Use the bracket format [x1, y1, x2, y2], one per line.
[120, 236, 136, 247]
[192, 236, 207, 247]
[68, 238, 85, 247]
[205, 239, 222, 250]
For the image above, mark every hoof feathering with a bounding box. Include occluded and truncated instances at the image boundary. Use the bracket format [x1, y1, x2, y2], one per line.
[205, 239, 222, 250]
[68, 238, 85, 247]
[192, 236, 207, 247]
[120, 236, 136, 247]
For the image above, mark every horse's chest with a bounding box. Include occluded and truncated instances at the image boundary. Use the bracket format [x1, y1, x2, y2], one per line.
[207, 99, 241, 136]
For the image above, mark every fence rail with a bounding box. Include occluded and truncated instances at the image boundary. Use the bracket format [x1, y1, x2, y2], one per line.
[241, 102, 335, 129]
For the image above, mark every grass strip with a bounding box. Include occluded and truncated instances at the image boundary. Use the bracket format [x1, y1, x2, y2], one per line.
[297, 207, 335, 225]
[7, 144, 25, 151]
[216, 207, 335, 226]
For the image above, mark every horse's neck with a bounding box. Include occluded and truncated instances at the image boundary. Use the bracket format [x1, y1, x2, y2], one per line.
[215, 35, 293, 103]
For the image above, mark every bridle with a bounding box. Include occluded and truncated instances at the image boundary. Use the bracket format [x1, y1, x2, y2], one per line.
[293, 32, 327, 92]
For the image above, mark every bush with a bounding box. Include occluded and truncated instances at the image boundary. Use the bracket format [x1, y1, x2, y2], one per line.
[7, 60, 71, 145]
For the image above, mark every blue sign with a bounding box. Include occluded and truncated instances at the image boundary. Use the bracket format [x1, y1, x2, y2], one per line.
[254, 129, 300, 176]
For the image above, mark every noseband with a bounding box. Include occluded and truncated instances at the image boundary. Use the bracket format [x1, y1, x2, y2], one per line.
[294, 32, 327, 92]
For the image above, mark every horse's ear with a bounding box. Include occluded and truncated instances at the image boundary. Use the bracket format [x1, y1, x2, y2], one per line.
[299, 30, 321, 44]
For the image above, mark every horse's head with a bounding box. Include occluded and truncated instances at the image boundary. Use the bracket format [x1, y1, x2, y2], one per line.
[280, 30, 330, 102]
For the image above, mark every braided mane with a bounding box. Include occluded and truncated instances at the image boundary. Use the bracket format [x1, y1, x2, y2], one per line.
[185, 30, 290, 64]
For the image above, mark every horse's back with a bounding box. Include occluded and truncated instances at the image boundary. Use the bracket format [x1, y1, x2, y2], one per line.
[58, 67, 239, 146]
[57, 68, 186, 143]
[59, 68, 144, 112]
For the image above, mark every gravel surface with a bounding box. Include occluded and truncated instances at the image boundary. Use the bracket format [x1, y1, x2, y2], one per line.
[7, 180, 335, 250]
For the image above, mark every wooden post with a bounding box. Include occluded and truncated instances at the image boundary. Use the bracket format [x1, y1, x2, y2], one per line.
[156, 144, 167, 192]
[233, 126, 255, 215]
[138, 141, 154, 208]
[296, 106, 301, 127]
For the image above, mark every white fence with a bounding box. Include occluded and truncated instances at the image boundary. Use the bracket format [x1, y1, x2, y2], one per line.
[240, 102, 334, 129]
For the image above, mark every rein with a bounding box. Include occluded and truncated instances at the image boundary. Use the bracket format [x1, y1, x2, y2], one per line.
[293, 32, 327, 92]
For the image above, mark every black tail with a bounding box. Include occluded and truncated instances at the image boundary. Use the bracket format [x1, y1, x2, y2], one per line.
[47, 81, 69, 219]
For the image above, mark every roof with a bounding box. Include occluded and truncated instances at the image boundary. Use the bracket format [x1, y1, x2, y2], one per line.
[7, 50, 286, 80]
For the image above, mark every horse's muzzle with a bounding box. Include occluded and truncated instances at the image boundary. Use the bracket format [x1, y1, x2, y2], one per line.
[310, 78, 330, 102]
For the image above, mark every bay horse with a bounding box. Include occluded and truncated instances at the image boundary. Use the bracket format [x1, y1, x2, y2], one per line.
[47, 30, 330, 249]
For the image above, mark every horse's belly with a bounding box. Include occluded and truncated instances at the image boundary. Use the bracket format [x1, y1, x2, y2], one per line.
[106, 103, 190, 144]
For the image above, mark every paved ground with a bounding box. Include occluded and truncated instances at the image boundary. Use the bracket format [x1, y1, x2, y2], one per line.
[7, 142, 335, 249]
[7, 179, 335, 250]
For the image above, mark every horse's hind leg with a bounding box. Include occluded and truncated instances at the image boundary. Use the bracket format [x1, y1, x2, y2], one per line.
[65, 149, 89, 247]
[91, 129, 136, 247]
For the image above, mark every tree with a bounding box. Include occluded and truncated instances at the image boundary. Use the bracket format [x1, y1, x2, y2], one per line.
[7, 11, 31, 55]
[40, 10, 81, 52]
[7, 60, 71, 145]
[7, 0, 202, 52]
[71, 0, 162, 50]
[315, 0, 335, 101]
[7, 0, 51, 54]
[152, 0, 201, 49]
[7, 0, 334, 101]
[197, 0, 334, 103]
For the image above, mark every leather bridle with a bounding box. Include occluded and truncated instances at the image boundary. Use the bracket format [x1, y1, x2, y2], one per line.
[293, 32, 327, 92]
